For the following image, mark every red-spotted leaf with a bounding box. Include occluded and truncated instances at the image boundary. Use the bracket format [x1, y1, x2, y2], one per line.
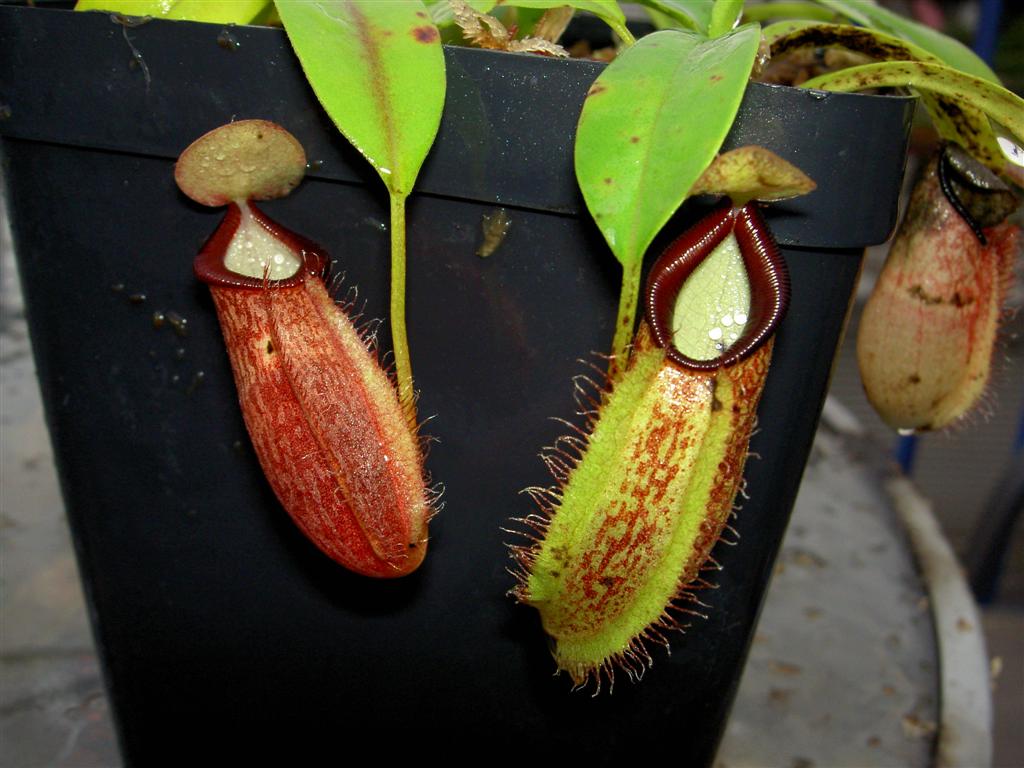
[575, 26, 761, 271]
[275, 0, 446, 197]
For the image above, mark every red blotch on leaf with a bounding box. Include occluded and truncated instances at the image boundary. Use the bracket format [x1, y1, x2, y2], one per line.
[412, 25, 439, 44]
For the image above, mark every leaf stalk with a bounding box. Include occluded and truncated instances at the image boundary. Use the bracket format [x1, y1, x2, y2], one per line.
[389, 192, 416, 427]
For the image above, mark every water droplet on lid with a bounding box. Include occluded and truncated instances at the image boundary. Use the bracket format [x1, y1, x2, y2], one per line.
[721, 314, 733, 327]
[709, 327, 723, 341]
[734, 312, 748, 324]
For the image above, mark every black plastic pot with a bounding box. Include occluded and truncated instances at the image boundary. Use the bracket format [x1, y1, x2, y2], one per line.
[0, 7, 913, 766]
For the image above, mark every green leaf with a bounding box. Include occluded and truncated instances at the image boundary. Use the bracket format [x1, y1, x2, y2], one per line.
[742, 2, 836, 24]
[813, 0, 1000, 83]
[275, 0, 446, 197]
[761, 18, 818, 43]
[634, 0, 704, 33]
[769, 20, 938, 62]
[508, 7, 549, 37]
[652, 0, 715, 32]
[496, 0, 635, 44]
[806, 0, 868, 25]
[575, 26, 761, 269]
[708, 0, 743, 37]
[802, 61, 1024, 150]
[76, 0, 273, 23]
[770, 23, 1006, 172]
[276, 0, 446, 413]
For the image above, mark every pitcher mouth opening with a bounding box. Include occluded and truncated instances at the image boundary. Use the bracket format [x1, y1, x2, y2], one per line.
[193, 202, 328, 291]
[644, 202, 789, 371]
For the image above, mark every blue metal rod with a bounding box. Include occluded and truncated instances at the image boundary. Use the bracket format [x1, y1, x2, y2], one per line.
[896, 432, 918, 474]
[974, 0, 1003, 65]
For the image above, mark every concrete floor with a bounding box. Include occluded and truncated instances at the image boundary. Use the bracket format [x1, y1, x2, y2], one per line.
[1, 198, 1022, 766]
[1, 212, 119, 765]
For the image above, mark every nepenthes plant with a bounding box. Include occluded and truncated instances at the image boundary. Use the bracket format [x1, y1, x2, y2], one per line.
[490, 1, 1024, 690]
[166, 1, 449, 577]
[175, 119, 436, 577]
[76, 0, 1022, 685]
[509, 144, 816, 690]
[857, 145, 1019, 431]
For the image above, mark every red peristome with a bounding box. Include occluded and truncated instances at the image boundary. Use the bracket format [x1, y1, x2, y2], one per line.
[197, 204, 430, 577]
